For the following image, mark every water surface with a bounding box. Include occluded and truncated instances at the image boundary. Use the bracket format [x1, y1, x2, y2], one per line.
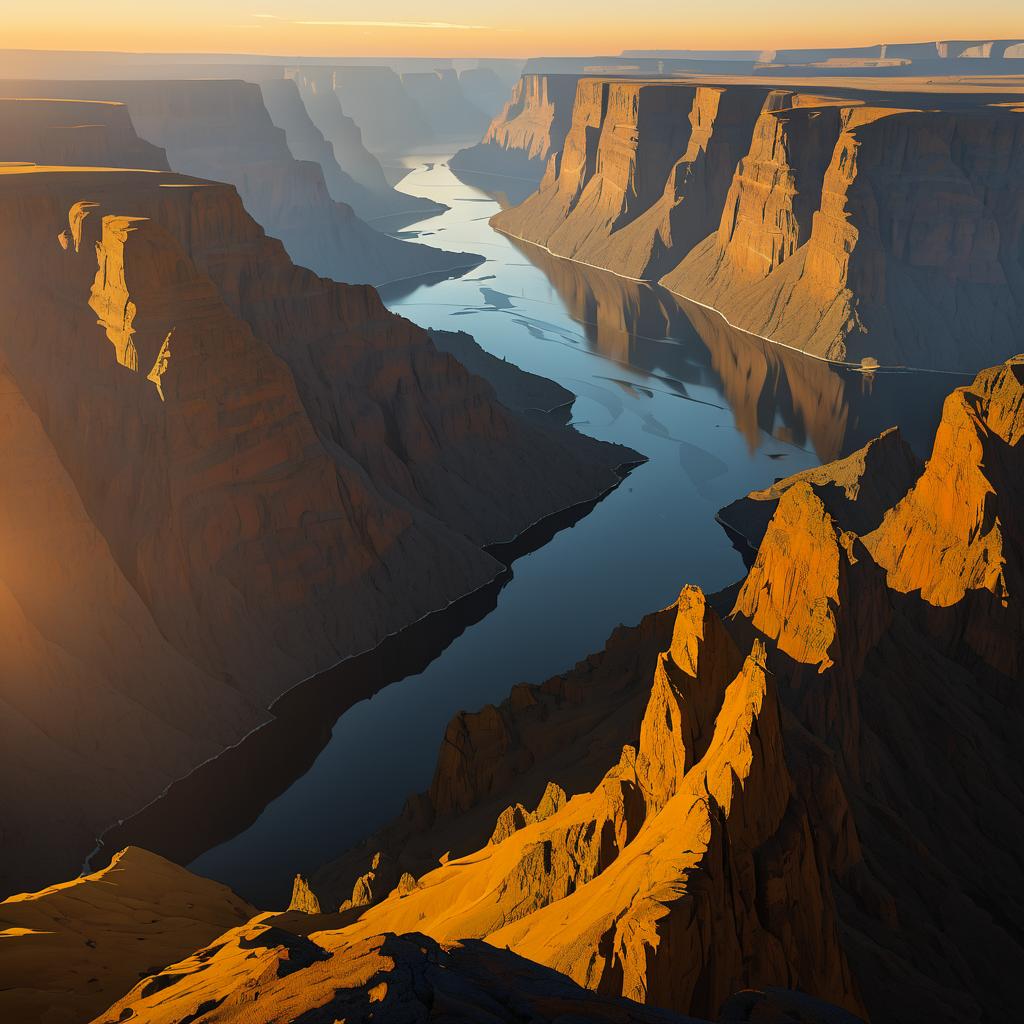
[187, 155, 955, 905]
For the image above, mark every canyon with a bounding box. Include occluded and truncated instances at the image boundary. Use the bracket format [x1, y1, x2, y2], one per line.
[2, 79, 481, 286]
[5, 354, 1020, 1024]
[2, 36, 1023, 1024]
[487, 78, 1024, 369]
[0, 100, 632, 893]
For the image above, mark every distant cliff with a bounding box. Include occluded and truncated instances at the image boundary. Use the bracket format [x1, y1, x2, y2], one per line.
[450, 74, 581, 185]
[3, 79, 478, 287]
[493, 79, 1024, 370]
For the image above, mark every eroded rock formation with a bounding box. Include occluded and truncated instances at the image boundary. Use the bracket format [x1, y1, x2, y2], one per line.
[0, 162, 631, 893]
[287, 67, 444, 223]
[495, 79, 1024, 370]
[450, 74, 581, 184]
[293, 357, 1024, 1023]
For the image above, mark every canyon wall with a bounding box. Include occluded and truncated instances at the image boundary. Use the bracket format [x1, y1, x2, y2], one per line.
[0, 97, 169, 169]
[0, 155, 631, 893]
[332, 66, 434, 154]
[401, 68, 490, 138]
[288, 67, 444, 223]
[450, 74, 581, 184]
[494, 79, 1024, 369]
[293, 356, 1024, 1023]
[2, 79, 476, 287]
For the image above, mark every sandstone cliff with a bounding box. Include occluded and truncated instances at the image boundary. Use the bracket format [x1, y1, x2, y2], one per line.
[0, 163, 631, 893]
[3, 79, 477, 287]
[332, 66, 434, 154]
[495, 79, 1024, 370]
[450, 74, 581, 184]
[292, 356, 1024, 1023]
[0, 97, 169, 169]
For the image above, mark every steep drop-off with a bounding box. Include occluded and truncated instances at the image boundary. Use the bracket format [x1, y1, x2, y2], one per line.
[332, 66, 434, 154]
[0, 162, 631, 893]
[0, 97, 169, 169]
[3, 79, 477, 286]
[287, 67, 445, 223]
[495, 79, 1024, 369]
[450, 74, 581, 184]
[294, 357, 1024, 1023]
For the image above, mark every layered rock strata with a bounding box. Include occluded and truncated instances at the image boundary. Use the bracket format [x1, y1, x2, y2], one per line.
[3, 79, 475, 286]
[0, 163, 631, 892]
[495, 79, 1024, 369]
[0, 97, 169, 169]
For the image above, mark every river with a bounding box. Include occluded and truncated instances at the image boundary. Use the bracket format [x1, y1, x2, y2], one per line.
[149, 153, 956, 906]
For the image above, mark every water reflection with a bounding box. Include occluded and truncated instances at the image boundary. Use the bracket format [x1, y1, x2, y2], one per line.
[165, 156, 955, 905]
[504, 236, 956, 461]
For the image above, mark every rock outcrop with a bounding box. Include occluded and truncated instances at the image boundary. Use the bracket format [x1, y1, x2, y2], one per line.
[495, 79, 1024, 370]
[292, 357, 1024, 1023]
[0, 847, 253, 1024]
[0, 97, 169, 169]
[450, 74, 581, 184]
[0, 162, 632, 893]
[718, 426, 922, 554]
[93, 923, 713, 1024]
[2, 79, 477, 286]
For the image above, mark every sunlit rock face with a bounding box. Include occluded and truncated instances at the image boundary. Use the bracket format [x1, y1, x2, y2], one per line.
[0, 161, 629, 894]
[0, 78, 481, 287]
[294, 357, 1024, 1024]
[450, 74, 581, 183]
[0, 847, 254, 1024]
[495, 78, 1024, 370]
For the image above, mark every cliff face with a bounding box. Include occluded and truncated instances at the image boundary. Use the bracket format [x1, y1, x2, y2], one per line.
[287, 68, 444, 223]
[0, 163, 630, 893]
[401, 68, 490, 138]
[2, 79, 477, 287]
[496, 79, 1024, 370]
[291, 356, 1024, 1023]
[450, 74, 580, 183]
[332, 66, 434, 154]
[0, 97, 169, 169]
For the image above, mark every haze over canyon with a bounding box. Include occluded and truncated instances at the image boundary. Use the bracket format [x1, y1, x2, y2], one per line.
[0, 18, 1023, 1024]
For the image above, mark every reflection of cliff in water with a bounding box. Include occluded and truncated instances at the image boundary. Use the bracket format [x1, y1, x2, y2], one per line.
[506, 236, 957, 462]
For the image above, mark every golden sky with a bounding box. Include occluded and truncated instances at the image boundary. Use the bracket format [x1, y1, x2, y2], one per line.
[4, 1, 1022, 58]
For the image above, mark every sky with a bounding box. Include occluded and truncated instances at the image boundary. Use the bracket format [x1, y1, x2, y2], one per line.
[3, 0, 1022, 58]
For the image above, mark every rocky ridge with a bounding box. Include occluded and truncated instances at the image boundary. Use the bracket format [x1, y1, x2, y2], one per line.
[294, 356, 1024, 1023]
